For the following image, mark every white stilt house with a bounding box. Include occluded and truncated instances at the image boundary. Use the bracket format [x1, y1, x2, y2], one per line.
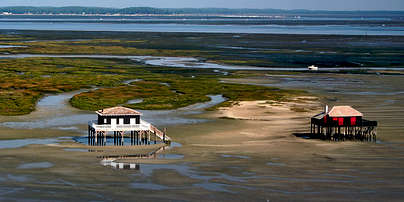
[88, 106, 170, 146]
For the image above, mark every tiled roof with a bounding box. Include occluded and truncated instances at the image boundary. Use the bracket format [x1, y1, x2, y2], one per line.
[96, 106, 141, 116]
[328, 106, 363, 117]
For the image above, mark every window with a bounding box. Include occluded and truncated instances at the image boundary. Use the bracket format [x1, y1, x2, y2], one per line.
[338, 118, 344, 126]
[350, 117, 357, 126]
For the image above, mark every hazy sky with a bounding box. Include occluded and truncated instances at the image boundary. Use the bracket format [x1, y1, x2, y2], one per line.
[0, 0, 404, 11]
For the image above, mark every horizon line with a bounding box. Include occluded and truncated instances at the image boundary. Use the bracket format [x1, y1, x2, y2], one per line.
[0, 6, 404, 12]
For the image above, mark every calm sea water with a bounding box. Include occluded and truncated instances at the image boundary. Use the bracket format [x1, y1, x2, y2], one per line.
[0, 19, 403, 35]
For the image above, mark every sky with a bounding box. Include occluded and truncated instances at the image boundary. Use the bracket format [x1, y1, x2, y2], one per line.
[0, 0, 404, 11]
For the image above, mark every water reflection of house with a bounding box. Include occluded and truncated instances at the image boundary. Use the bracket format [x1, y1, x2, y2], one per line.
[101, 159, 140, 170]
[311, 106, 377, 141]
[88, 106, 170, 146]
[99, 144, 169, 170]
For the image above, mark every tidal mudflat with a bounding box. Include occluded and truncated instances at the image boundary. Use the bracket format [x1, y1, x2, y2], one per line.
[2, 74, 403, 201]
[0, 30, 403, 201]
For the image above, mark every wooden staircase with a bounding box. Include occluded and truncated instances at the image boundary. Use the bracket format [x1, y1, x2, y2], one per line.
[150, 124, 171, 143]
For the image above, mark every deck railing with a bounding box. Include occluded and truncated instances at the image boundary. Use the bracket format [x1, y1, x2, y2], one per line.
[88, 120, 150, 131]
[88, 120, 171, 142]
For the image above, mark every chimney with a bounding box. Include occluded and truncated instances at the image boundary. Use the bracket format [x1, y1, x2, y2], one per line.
[324, 105, 329, 114]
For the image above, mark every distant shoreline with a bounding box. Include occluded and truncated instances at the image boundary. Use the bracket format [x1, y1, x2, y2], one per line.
[0, 13, 287, 17]
[1, 6, 403, 17]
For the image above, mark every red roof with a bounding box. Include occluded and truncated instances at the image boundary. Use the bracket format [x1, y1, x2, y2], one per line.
[96, 106, 141, 116]
[328, 106, 363, 117]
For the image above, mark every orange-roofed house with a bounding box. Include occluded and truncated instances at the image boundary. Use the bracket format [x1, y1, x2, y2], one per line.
[95, 106, 142, 126]
[88, 106, 170, 146]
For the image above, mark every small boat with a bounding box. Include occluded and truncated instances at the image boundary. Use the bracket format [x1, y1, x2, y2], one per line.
[308, 65, 319, 71]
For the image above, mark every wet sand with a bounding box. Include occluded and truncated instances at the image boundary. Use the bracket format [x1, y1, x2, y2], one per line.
[0, 73, 403, 201]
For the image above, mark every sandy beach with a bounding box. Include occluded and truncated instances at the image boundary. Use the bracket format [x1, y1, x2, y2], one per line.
[178, 96, 354, 159]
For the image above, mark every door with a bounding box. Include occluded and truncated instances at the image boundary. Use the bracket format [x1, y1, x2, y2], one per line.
[111, 118, 116, 129]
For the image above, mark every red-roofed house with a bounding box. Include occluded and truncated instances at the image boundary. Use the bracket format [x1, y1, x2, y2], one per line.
[326, 106, 363, 127]
[310, 105, 377, 141]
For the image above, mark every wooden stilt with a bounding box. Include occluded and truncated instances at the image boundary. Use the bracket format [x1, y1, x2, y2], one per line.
[148, 131, 150, 145]
[95, 131, 98, 144]
[103, 131, 106, 146]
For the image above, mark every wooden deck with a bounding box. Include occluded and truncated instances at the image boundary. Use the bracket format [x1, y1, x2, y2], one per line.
[88, 119, 171, 146]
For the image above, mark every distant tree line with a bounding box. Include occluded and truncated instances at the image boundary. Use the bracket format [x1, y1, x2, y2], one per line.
[0, 6, 403, 16]
[0, 6, 169, 14]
